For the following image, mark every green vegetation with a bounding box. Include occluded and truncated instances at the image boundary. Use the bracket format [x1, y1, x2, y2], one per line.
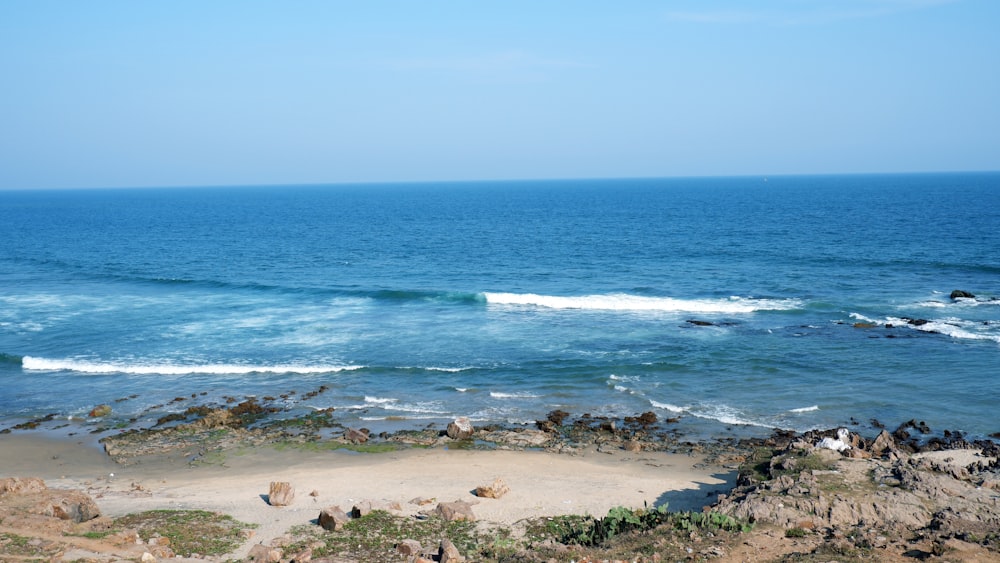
[552, 505, 752, 547]
[0, 531, 57, 559]
[113, 509, 255, 557]
[286, 510, 482, 562]
[786, 527, 809, 538]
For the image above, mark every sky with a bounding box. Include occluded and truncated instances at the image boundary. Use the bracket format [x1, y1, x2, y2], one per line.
[1, 0, 998, 189]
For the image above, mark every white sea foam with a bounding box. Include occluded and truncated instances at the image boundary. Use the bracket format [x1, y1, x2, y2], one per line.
[21, 356, 364, 375]
[649, 400, 685, 413]
[885, 317, 1000, 344]
[649, 400, 773, 428]
[790, 405, 819, 413]
[381, 402, 448, 415]
[489, 391, 541, 399]
[483, 292, 800, 313]
[455, 387, 468, 393]
[363, 396, 398, 405]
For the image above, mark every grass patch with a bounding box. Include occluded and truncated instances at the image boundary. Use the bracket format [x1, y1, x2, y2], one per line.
[286, 510, 481, 562]
[0, 531, 57, 559]
[112, 509, 254, 557]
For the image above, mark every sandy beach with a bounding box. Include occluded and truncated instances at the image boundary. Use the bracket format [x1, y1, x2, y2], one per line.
[0, 432, 736, 560]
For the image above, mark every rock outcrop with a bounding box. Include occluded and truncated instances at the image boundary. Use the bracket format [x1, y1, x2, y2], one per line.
[714, 428, 1000, 552]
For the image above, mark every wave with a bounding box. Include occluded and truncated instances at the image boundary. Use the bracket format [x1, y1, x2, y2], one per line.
[650, 400, 782, 428]
[483, 292, 801, 313]
[790, 405, 819, 413]
[885, 317, 1000, 344]
[489, 391, 542, 399]
[0, 353, 23, 366]
[21, 356, 364, 375]
[852, 312, 1000, 344]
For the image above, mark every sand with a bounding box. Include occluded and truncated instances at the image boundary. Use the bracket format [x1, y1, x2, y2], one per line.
[0, 433, 735, 559]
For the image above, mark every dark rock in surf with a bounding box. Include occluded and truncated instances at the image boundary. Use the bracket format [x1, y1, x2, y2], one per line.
[687, 319, 714, 326]
[950, 290, 975, 300]
[446, 417, 474, 440]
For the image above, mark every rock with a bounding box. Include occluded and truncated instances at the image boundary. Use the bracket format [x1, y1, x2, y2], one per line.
[141, 552, 156, 562]
[434, 500, 476, 521]
[869, 430, 898, 457]
[344, 427, 369, 444]
[0, 477, 47, 495]
[624, 440, 643, 452]
[318, 506, 350, 531]
[246, 543, 282, 562]
[88, 404, 112, 417]
[447, 417, 474, 440]
[351, 499, 402, 517]
[268, 481, 295, 506]
[950, 290, 975, 300]
[42, 490, 102, 522]
[687, 319, 714, 326]
[397, 539, 422, 556]
[474, 477, 510, 499]
[439, 538, 463, 563]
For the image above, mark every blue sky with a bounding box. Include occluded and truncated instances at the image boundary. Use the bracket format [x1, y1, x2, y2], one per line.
[1, 0, 998, 189]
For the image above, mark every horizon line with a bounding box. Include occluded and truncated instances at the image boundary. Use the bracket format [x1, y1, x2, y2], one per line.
[2, 169, 998, 192]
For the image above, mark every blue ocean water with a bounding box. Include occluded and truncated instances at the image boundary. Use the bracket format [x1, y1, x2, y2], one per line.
[1, 174, 999, 439]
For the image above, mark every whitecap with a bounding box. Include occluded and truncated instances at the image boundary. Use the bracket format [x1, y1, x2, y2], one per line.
[21, 356, 363, 375]
[483, 292, 801, 313]
[790, 405, 819, 413]
[489, 391, 541, 399]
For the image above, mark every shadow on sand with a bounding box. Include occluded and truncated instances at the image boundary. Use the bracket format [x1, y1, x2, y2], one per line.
[654, 470, 737, 512]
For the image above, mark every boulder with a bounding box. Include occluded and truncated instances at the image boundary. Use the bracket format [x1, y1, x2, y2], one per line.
[950, 290, 975, 300]
[447, 417, 474, 440]
[396, 539, 422, 556]
[434, 500, 476, 522]
[88, 404, 112, 418]
[869, 430, 898, 457]
[474, 477, 510, 499]
[344, 427, 369, 444]
[36, 490, 101, 522]
[268, 481, 295, 506]
[439, 538, 464, 563]
[318, 506, 350, 531]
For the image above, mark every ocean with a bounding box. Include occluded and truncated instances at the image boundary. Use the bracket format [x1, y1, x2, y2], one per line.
[1, 173, 998, 440]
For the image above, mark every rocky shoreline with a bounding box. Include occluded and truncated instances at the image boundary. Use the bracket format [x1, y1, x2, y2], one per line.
[3, 392, 1000, 561]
